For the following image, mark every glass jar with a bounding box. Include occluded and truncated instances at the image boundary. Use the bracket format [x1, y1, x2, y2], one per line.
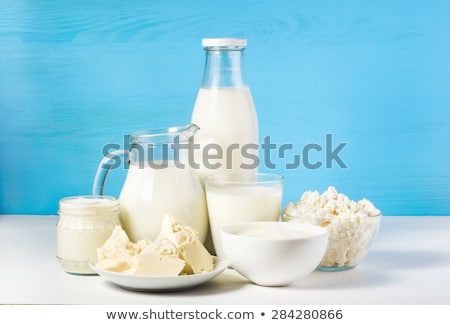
[56, 195, 121, 275]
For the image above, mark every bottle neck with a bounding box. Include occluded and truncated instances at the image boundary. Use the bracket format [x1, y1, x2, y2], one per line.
[201, 47, 247, 88]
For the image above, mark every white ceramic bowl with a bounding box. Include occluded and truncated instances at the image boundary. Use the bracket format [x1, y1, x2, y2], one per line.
[220, 221, 328, 286]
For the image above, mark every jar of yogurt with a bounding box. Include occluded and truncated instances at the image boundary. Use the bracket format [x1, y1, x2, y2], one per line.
[56, 195, 121, 275]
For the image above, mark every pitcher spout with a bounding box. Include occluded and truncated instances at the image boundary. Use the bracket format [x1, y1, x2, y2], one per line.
[181, 123, 200, 139]
[130, 123, 199, 145]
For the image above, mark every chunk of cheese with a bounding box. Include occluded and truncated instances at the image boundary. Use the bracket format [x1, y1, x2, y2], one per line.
[96, 214, 214, 276]
[156, 215, 214, 274]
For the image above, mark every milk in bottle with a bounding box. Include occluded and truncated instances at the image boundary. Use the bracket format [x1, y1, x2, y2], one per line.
[191, 38, 259, 182]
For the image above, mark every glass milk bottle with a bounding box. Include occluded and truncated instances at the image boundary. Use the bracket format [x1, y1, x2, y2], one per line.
[191, 38, 259, 183]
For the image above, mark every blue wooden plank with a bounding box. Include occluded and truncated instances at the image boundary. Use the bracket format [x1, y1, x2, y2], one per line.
[1, 0, 449, 215]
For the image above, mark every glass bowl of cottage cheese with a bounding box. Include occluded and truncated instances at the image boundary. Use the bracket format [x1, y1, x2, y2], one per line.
[282, 186, 381, 271]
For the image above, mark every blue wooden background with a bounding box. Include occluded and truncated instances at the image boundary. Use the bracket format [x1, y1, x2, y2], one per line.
[1, 0, 449, 216]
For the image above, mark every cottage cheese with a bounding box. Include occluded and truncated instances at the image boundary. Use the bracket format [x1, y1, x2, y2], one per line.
[96, 214, 214, 275]
[283, 186, 381, 269]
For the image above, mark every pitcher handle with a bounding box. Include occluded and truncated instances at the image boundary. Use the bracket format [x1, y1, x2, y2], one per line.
[92, 149, 129, 195]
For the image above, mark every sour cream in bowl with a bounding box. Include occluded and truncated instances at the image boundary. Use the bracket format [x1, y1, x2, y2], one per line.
[220, 221, 328, 286]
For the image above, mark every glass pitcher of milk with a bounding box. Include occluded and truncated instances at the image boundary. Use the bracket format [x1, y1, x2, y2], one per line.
[92, 124, 208, 243]
[191, 38, 259, 183]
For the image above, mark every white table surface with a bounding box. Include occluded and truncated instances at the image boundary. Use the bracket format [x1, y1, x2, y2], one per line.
[1, 215, 449, 305]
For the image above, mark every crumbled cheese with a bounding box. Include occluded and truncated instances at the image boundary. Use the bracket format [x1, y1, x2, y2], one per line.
[96, 214, 214, 275]
[155, 215, 215, 275]
[283, 186, 381, 268]
[96, 225, 140, 272]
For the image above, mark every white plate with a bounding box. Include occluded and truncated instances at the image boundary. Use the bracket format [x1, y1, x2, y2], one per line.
[90, 257, 229, 292]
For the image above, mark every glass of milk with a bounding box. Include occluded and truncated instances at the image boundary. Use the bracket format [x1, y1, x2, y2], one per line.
[204, 172, 283, 259]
